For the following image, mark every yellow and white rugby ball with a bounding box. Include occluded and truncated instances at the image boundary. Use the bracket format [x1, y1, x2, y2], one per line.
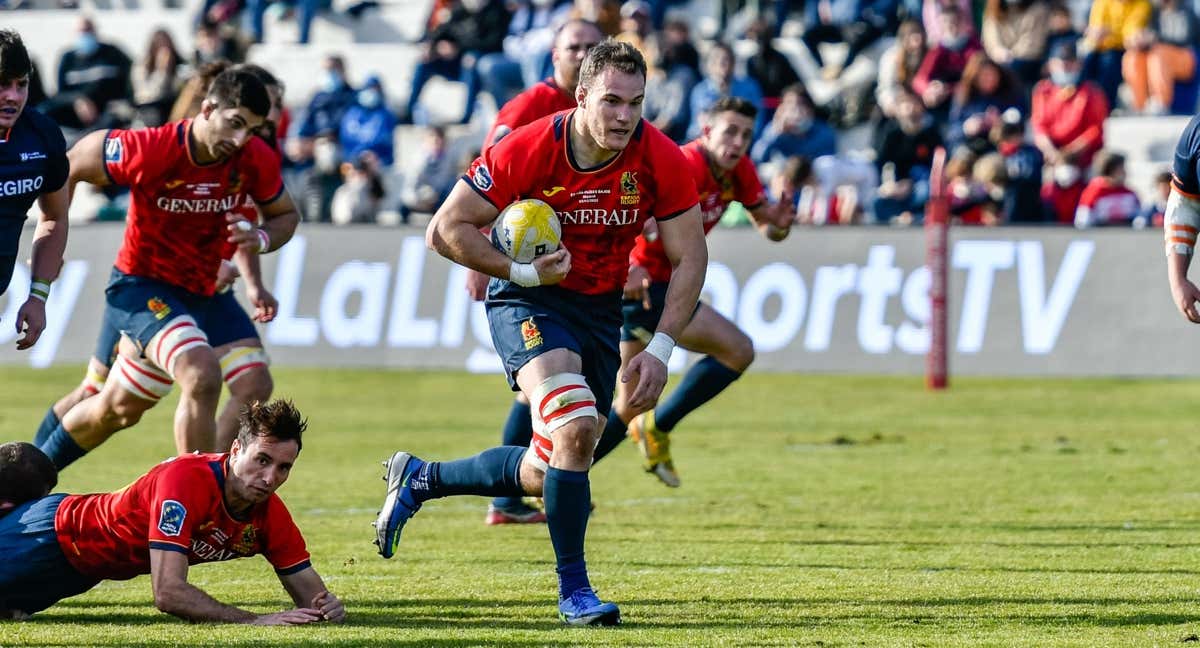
[496, 199, 562, 263]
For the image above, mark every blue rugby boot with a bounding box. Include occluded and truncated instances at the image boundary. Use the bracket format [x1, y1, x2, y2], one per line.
[558, 587, 621, 626]
[373, 451, 426, 558]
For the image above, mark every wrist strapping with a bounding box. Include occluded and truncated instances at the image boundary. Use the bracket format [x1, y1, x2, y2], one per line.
[256, 228, 271, 254]
[1166, 190, 1200, 256]
[645, 332, 675, 365]
[29, 279, 51, 302]
[509, 261, 540, 287]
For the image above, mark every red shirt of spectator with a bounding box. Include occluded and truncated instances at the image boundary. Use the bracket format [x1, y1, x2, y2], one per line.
[1075, 177, 1140, 226]
[912, 38, 983, 99]
[1041, 178, 1086, 224]
[1031, 80, 1109, 168]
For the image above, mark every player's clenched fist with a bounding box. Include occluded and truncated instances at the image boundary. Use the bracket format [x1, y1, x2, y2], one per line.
[532, 247, 571, 285]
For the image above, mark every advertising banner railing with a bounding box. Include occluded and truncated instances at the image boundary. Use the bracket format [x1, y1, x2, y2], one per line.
[0, 224, 1177, 376]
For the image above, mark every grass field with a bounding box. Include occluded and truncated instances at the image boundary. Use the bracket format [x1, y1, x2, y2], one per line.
[2, 367, 1200, 647]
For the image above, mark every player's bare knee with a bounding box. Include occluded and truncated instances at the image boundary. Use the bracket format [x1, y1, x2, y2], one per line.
[173, 350, 222, 400]
[229, 367, 273, 404]
[724, 333, 755, 372]
[552, 420, 600, 463]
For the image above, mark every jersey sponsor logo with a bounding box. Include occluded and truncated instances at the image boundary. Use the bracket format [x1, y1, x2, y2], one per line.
[542, 186, 566, 197]
[558, 208, 640, 226]
[620, 171, 640, 206]
[0, 176, 44, 197]
[148, 297, 172, 320]
[19, 151, 47, 162]
[521, 317, 543, 350]
[472, 164, 494, 191]
[154, 194, 243, 214]
[158, 500, 187, 536]
[104, 137, 122, 163]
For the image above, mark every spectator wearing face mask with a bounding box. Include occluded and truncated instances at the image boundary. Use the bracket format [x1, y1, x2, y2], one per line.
[288, 54, 357, 169]
[751, 84, 837, 166]
[1041, 153, 1087, 224]
[912, 4, 982, 119]
[339, 75, 397, 168]
[1031, 41, 1108, 171]
[41, 17, 133, 132]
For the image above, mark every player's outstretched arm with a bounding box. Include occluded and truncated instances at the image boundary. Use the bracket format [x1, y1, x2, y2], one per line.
[149, 549, 324, 625]
[279, 566, 346, 623]
[65, 130, 112, 198]
[232, 247, 277, 322]
[1167, 252, 1200, 323]
[747, 200, 793, 242]
[14, 184, 70, 350]
[427, 180, 513, 280]
[623, 206, 707, 411]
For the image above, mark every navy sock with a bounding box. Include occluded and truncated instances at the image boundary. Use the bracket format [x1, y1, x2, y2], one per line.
[422, 446, 526, 501]
[654, 356, 742, 433]
[493, 400, 533, 510]
[590, 410, 629, 465]
[38, 423, 87, 470]
[34, 406, 60, 446]
[545, 467, 592, 598]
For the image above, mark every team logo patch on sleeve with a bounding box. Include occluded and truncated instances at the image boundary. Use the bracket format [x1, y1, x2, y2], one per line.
[158, 500, 187, 536]
[473, 164, 494, 191]
[104, 137, 123, 163]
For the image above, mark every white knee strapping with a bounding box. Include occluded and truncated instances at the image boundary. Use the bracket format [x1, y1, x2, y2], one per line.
[147, 316, 209, 378]
[220, 346, 270, 385]
[1165, 190, 1200, 256]
[526, 373, 599, 472]
[112, 354, 173, 402]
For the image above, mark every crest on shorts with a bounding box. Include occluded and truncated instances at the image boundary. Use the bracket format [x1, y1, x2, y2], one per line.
[521, 317, 543, 350]
[620, 171, 639, 205]
[157, 500, 187, 536]
[232, 525, 258, 555]
[147, 297, 171, 320]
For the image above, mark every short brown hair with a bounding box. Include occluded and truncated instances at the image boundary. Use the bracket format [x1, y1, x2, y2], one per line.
[236, 399, 307, 451]
[0, 442, 57, 505]
[579, 38, 646, 90]
[707, 96, 757, 121]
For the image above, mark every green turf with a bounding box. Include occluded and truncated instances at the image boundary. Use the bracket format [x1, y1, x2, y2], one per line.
[2, 368, 1200, 646]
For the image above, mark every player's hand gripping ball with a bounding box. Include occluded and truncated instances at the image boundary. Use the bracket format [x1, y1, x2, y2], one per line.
[496, 199, 562, 263]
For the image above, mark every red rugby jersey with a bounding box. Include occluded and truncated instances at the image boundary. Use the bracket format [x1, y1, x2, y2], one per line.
[630, 139, 764, 283]
[54, 453, 310, 581]
[465, 110, 698, 295]
[104, 120, 285, 296]
[483, 78, 578, 153]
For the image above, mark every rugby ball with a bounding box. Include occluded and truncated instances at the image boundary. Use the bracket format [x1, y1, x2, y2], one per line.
[496, 199, 562, 263]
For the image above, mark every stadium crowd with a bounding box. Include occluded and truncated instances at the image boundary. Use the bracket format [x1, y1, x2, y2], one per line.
[12, 0, 1194, 227]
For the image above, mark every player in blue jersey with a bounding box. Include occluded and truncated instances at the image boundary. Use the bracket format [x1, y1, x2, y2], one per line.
[1165, 114, 1200, 322]
[0, 29, 70, 350]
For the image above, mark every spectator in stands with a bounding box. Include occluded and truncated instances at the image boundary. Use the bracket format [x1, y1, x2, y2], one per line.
[41, 17, 133, 132]
[289, 54, 357, 168]
[168, 59, 231, 123]
[331, 152, 386, 225]
[133, 29, 183, 128]
[403, 0, 512, 125]
[873, 87, 944, 224]
[245, 0, 330, 45]
[1134, 169, 1171, 227]
[923, 0, 975, 45]
[981, 0, 1050, 91]
[644, 19, 700, 142]
[1032, 41, 1107, 170]
[1083, 0, 1151, 108]
[505, 0, 575, 88]
[801, 0, 898, 81]
[992, 119, 1047, 222]
[1074, 150, 1140, 227]
[1044, 3, 1082, 62]
[1121, 0, 1198, 114]
[398, 127, 460, 225]
[913, 4, 982, 119]
[949, 53, 1024, 152]
[876, 19, 928, 117]
[616, 1, 657, 72]
[571, 0, 622, 36]
[751, 84, 837, 166]
[339, 75, 397, 168]
[1040, 153, 1086, 224]
[192, 18, 241, 67]
[687, 42, 764, 140]
[743, 17, 801, 122]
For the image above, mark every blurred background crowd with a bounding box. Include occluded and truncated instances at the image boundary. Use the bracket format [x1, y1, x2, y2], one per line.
[6, 0, 1194, 227]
